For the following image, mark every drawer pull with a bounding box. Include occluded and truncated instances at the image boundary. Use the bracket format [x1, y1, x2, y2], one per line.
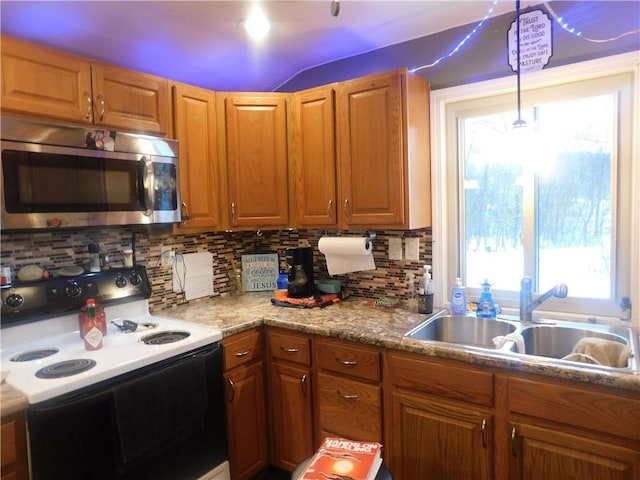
[336, 358, 357, 367]
[85, 92, 93, 120]
[280, 346, 300, 354]
[301, 374, 308, 397]
[337, 390, 358, 400]
[511, 427, 518, 457]
[97, 95, 105, 121]
[481, 419, 487, 449]
[235, 349, 252, 358]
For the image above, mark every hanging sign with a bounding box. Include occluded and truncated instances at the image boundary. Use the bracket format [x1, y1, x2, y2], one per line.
[242, 253, 279, 291]
[508, 9, 553, 73]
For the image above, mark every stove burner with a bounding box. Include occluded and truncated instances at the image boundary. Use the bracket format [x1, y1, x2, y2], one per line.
[10, 348, 59, 362]
[141, 330, 190, 345]
[36, 359, 96, 379]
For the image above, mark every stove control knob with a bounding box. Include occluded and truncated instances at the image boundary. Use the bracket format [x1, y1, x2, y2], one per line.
[129, 273, 142, 286]
[64, 280, 82, 298]
[115, 275, 128, 288]
[5, 293, 24, 309]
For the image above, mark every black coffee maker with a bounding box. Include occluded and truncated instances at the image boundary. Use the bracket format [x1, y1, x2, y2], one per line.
[286, 247, 314, 298]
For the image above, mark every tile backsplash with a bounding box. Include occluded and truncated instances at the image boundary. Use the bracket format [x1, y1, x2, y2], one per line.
[1, 226, 432, 312]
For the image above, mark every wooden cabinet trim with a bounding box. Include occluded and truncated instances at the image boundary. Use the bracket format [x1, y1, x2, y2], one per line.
[267, 329, 312, 365]
[387, 351, 494, 407]
[316, 337, 381, 382]
[508, 377, 640, 442]
[222, 328, 263, 370]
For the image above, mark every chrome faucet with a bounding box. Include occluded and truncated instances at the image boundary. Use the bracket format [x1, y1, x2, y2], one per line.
[519, 277, 568, 322]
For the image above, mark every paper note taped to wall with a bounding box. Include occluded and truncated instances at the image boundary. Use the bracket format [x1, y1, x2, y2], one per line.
[173, 252, 214, 300]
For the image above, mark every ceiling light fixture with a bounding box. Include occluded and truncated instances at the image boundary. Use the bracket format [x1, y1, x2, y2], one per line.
[513, 0, 526, 129]
[244, 7, 270, 41]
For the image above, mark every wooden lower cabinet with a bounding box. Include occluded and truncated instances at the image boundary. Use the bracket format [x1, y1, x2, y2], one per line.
[1, 411, 28, 480]
[315, 337, 383, 444]
[509, 421, 639, 480]
[386, 351, 493, 480]
[390, 391, 492, 480]
[267, 329, 314, 471]
[222, 329, 269, 480]
[506, 376, 640, 480]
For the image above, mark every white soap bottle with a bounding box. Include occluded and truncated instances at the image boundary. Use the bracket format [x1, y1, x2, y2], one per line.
[423, 265, 433, 295]
[450, 277, 467, 315]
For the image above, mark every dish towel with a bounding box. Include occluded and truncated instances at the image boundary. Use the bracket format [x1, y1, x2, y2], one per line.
[564, 337, 633, 368]
[111, 352, 208, 470]
[493, 333, 525, 354]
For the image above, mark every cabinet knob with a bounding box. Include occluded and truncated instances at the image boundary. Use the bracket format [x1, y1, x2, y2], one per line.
[343, 198, 351, 221]
[97, 95, 105, 121]
[85, 92, 93, 121]
[481, 419, 488, 449]
[226, 377, 235, 402]
[511, 426, 518, 457]
[181, 202, 192, 223]
[301, 374, 308, 397]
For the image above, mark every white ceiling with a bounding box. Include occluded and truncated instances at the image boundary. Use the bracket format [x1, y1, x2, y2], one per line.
[0, 1, 516, 91]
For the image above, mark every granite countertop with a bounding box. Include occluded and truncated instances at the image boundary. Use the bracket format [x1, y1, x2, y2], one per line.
[3, 293, 638, 419]
[160, 292, 640, 392]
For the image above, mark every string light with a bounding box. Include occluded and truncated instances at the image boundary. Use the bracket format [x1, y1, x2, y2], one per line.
[410, 0, 499, 73]
[543, 2, 640, 43]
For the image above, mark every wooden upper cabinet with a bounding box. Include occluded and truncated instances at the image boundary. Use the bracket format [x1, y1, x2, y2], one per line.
[219, 93, 290, 229]
[172, 83, 220, 231]
[1, 35, 170, 135]
[336, 68, 431, 229]
[292, 84, 338, 227]
[1, 35, 93, 123]
[92, 63, 170, 135]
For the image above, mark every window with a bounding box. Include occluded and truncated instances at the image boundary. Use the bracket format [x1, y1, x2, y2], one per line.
[431, 54, 637, 320]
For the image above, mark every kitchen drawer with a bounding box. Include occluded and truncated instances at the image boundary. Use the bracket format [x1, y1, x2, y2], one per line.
[317, 371, 382, 442]
[387, 351, 494, 407]
[316, 337, 381, 382]
[508, 377, 640, 441]
[222, 328, 263, 370]
[268, 329, 311, 365]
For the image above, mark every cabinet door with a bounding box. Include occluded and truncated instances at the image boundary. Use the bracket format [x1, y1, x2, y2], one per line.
[270, 363, 314, 471]
[172, 83, 220, 231]
[1, 411, 29, 480]
[92, 63, 170, 134]
[222, 94, 289, 228]
[293, 85, 338, 227]
[337, 70, 404, 227]
[316, 371, 382, 443]
[390, 391, 492, 480]
[224, 361, 269, 480]
[509, 422, 640, 480]
[1, 35, 93, 123]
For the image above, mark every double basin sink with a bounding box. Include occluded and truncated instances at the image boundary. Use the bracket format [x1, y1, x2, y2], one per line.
[404, 311, 638, 372]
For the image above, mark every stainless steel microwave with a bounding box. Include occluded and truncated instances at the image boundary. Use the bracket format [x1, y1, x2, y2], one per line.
[1, 117, 180, 230]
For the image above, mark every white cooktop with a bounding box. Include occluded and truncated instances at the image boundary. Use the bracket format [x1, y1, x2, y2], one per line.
[0, 300, 222, 404]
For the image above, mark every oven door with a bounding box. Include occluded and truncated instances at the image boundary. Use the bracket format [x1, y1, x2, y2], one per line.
[0, 141, 179, 230]
[27, 343, 227, 480]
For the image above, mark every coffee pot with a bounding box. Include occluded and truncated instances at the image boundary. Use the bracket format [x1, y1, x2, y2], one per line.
[285, 247, 314, 298]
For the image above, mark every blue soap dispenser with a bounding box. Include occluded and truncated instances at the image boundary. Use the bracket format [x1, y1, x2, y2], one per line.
[450, 277, 467, 315]
[476, 279, 497, 319]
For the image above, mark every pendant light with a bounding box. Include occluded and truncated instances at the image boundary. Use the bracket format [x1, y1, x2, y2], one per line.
[513, 0, 527, 128]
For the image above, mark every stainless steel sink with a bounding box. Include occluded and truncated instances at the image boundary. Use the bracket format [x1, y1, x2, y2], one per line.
[405, 312, 516, 349]
[520, 324, 635, 369]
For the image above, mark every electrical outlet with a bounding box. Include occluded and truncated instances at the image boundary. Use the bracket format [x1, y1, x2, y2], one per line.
[405, 238, 420, 261]
[388, 238, 403, 260]
[161, 250, 175, 267]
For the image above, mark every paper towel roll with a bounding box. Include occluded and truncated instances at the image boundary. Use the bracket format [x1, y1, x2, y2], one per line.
[318, 237, 376, 275]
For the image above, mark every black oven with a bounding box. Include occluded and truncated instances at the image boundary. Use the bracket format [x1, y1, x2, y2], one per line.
[27, 343, 227, 480]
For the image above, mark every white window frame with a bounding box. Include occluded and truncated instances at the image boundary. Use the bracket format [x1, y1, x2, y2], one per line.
[430, 51, 640, 327]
